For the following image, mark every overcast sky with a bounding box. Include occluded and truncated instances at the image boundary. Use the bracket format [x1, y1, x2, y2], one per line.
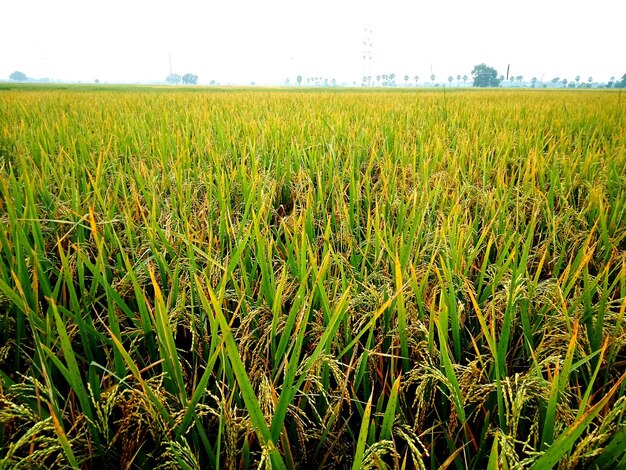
[1, 0, 623, 85]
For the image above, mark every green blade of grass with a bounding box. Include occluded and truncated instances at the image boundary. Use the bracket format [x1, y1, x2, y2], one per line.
[380, 374, 401, 441]
[352, 390, 373, 470]
[203, 273, 286, 469]
[532, 371, 626, 469]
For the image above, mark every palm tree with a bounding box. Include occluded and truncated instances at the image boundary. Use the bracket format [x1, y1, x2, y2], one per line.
[575, 75, 581, 87]
[510, 76, 516, 87]
[376, 75, 381, 86]
[389, 73, 396, 86]
[609, 76, 615, 88]
[462, 74, 468, 86]
[456, 74, 461, 87]
[297, 75, 302, 86]
[430, 74, 435, 86]
[448, 76, 453, 86]
[588, 77, 593, 87]
[562, 78, 568, 88]
[414, 75, 419, 86]
[404, 74, 409, 86]
[516, 75, 523, 87]
[531, 77, 537, 88]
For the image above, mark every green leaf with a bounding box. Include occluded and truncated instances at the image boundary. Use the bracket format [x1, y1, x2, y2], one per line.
[352, 391, 373, 470]
[380, 375, 401, 441]
[532, 372, 626, 469]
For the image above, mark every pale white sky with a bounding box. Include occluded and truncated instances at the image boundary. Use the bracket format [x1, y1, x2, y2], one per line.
[1, 0, 623, 84]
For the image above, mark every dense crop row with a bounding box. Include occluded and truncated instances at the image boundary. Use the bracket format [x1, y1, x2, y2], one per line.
[1, 86, 625, 468]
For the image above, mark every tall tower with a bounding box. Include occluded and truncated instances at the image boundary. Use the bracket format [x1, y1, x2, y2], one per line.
[361, 25, 373, 86]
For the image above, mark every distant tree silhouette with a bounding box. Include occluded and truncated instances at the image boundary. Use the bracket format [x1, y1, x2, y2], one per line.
[9, 71, 27, 81]
[575, 75, 581, 87]
[562, 78, 568, 88]
[531, 77, 537, 88]
[471, 63, 499, 87]
[404, 74, 409, 86]
[414, 75, 419, 86]
[448, 76, 453, 86]
[182, 73, 198, 84]
[297, 75, 302, 86]
[166, 74, 182, 84]
[462, 74, 468, 86]
[430, 74, 435, 85]
[456, 74, 461, 86]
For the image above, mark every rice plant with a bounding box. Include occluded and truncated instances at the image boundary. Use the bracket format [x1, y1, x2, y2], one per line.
[1, 85, 625, 469]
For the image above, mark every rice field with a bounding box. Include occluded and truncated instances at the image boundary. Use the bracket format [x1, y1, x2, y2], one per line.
[0, 85, 625, 469]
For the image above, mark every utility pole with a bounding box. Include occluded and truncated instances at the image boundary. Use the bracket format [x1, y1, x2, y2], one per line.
[361, 25, 373, 86]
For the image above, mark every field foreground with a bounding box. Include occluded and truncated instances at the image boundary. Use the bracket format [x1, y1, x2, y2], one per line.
[1, 87, 625, 468]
